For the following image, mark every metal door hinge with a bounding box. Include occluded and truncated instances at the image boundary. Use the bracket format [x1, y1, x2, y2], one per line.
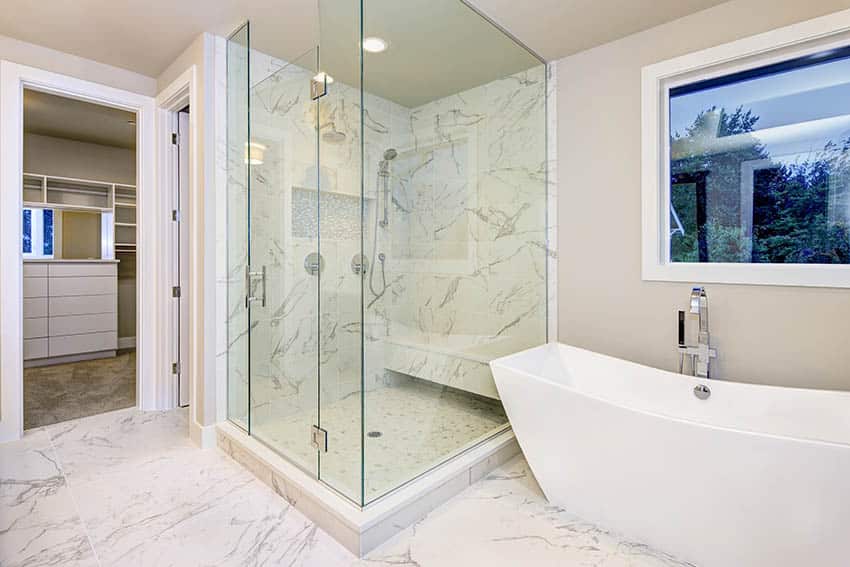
[311, 425, 328, 452]
[311, 77, 328, 100]
[172, 286, 181, 298]
[244, 265, 266, 307]
[172, 362, 181, 374]
[172, 133, 179, 145]
[172, 209, 179, 221]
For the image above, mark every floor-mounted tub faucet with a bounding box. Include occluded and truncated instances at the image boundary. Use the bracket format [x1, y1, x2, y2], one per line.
[677, 286, 717, 378]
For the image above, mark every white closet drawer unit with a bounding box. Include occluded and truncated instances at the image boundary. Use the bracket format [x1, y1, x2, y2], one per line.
[49, 263, 117, 278]
[49, 276, 116, 297]
[24, 297, 48, 318]
[24, 338, 48, 359]
[49, 332, 116, 357]
[49, 294, 116, 317]
[23, 263, 48, 277]
[23, 277, 48, 298]
[50, 313, 116, 337]
[23, 317, 48, 339]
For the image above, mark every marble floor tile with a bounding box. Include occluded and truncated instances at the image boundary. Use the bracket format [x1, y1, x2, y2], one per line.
[47, 407, 193, 485]
[24, 350, 136, 430]
[0, 429, 98, 567]
[356, 457, 695, 567]
[69, 440, 351, 566]
[1, 407, 691, 567]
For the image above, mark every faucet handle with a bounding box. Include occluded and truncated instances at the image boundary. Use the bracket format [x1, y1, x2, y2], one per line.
[678, 310, 685, 347]
[689, 286, 704, 314]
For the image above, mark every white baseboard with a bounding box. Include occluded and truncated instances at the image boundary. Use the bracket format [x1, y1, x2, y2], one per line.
[118, 336, 136, 349]
[190, 419, 217, 449]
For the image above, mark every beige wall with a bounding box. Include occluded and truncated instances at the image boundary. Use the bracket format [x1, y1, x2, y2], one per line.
[24, 133, 135, 184]
[60, 211, 101, 259]
[0, 33, 156, 96]
[557, 0, 850, 391]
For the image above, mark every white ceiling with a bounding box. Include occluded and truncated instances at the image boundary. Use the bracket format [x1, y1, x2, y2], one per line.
[24, 90, 137, 149]
[467, 0, 729, 61]
[319, 0, 542, 107]
[0, 0, 728, 81]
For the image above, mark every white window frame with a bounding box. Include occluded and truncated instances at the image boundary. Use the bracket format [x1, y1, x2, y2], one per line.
[641, 8, 850, 288]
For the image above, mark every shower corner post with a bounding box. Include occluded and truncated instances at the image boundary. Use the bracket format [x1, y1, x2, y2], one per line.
[544, 59, 557, 345]
[358, 0, 367, 509]
[224, 21, 252, 432]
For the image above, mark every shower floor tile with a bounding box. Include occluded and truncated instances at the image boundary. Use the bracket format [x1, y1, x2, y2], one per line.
[251, 379, 508, 502]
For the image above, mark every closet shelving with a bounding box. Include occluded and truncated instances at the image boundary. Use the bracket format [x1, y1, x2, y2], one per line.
[22, 172, 137, 254]
[113, 183, 137, 251]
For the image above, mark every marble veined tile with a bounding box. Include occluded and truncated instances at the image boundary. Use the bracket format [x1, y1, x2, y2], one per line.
[357, 456, 694, 567]
[2, 407, 691, 566]
[68, 444, 351, 566]
[45, 407, 193, 485]
[0, 429, 97, 567]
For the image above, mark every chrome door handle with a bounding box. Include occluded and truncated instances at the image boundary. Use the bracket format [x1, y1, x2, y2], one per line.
[245, 265, 266, 307]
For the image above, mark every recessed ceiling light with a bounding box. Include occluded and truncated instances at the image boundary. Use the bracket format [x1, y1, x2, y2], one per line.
[363, 37, 388, 53]
[313, 72, 334, 84]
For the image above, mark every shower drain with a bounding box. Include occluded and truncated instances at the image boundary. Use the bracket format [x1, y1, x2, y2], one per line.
[367, 431, 383, 438]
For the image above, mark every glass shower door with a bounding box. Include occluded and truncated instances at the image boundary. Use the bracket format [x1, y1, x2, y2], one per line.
[315, 0, 365, 505]
[247, 47, 322, 477]
[228, 12, 365, 501]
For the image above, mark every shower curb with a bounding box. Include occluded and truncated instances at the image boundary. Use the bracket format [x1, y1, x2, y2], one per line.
[216, 422, 519, 557]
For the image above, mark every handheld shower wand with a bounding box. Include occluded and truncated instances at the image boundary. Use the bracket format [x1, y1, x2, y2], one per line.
[368, 148, 397, 306]
[377, 148, 397, 229]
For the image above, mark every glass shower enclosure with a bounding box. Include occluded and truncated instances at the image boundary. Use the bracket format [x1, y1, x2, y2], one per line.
[227, 0, 548, 506]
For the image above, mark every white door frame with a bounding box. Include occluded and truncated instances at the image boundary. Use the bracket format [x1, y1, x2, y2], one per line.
[0, 61, 160, 442]
[155, 66, 206, 444]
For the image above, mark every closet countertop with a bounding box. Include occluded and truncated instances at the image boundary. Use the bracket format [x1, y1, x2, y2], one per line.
[24, 259, 120, 263]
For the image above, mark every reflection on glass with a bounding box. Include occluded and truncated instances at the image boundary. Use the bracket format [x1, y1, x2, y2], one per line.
[669, 47, 850, 264]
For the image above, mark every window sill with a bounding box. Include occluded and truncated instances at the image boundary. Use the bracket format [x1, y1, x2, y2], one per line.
[642, 261, 850, 288]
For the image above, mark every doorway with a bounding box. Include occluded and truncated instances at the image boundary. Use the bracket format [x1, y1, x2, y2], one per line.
[20, 89, 139, 429]
[172, 107, 190, 408]
[0, 61, 162, 444]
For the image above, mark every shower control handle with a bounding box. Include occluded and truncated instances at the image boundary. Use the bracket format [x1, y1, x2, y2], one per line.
[304, 252, 324, 276]
[351, 253, 369, 276]
[245, 265, 266, 308]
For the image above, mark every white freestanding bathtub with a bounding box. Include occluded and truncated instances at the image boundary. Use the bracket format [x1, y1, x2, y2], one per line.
[491, 343, 850, 567]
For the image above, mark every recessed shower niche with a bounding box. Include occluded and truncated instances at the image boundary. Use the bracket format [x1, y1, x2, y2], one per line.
[223, 0, 549, 554]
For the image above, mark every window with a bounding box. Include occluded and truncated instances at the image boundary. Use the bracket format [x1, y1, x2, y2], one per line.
[669, 49, 850, 265]
[642, 14, 850, 287]
[22, 208, 54, 259]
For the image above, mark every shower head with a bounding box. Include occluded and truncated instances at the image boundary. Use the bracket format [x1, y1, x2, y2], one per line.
[322, 130, 346, 144]
[378, 148, 397, 177]
[320, 121, 346, 144]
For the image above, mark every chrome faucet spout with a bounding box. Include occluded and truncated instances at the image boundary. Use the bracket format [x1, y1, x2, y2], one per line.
[678, 286, 716, 379]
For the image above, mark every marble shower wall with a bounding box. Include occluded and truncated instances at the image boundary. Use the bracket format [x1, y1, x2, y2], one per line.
[375, 65, 549, 398]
